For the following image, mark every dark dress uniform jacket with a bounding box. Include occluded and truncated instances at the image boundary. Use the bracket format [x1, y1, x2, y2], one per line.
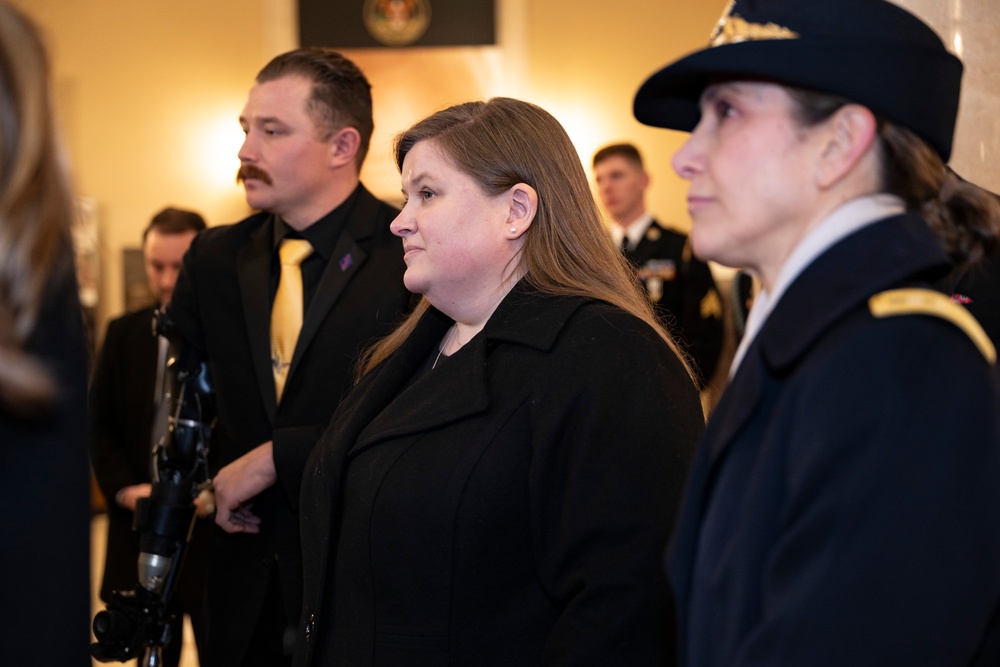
[167, 185, 410, 666]
[944, 251, 1000, 348]
[669, 213, 1000, 666]
[626, 219, 724, 386]
[295, 284, 705, 666]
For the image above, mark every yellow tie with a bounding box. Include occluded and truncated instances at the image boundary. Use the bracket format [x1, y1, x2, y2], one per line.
[271, 238, 313, 401]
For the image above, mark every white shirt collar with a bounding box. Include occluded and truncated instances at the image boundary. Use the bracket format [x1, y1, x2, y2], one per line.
[729, 193, 906, 377]
[611, 213, 655, 250]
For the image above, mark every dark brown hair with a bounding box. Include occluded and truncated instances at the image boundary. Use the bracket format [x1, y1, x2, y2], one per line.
[358, 98, 694, 382]
[142, 207, 207, 244]
[256, 48, 374, 170]
[592, 142, 644, 170]
[788, 87, 1000, 273]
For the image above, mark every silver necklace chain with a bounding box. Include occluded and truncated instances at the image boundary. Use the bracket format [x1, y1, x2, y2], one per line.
[432, 324, 458, 369]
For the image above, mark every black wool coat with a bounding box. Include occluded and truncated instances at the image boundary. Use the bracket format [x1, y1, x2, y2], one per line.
[670, 214, 1000, 666]
[167, 185, 411, 666]
[295, 284, 705, 666]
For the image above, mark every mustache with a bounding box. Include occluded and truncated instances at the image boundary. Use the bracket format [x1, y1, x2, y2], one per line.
[236, 165, 272, 185]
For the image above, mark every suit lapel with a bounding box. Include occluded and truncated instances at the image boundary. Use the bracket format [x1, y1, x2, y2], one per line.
[135, 307, 161, 435]
[237, 220, 278, 420]
[705, 343, 766, 464]
[287, 231, 367, 382]
[629, 218, 664, 266]
[669, 319, 767, 621]
[287, 188, 384, 394]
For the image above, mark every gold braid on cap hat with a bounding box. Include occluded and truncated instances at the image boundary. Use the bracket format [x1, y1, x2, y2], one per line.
[709, 1, 799, 46]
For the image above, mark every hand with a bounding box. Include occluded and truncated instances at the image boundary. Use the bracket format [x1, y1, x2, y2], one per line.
[115, 483, 152, 512]
[213, 441, 277, 534]
[193, 487, 216, 519]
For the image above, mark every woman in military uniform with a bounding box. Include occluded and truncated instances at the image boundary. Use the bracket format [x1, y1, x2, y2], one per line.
[634, 0, 1000, 664]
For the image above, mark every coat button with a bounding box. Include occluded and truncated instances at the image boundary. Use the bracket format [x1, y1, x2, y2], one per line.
[304, 613, 315, 643]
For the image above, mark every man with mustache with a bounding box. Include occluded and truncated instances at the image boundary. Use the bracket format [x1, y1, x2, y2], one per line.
[166, 48, 410, 667]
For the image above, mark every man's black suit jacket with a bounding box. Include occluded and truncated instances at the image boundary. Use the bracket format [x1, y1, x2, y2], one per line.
[166, 184, 410, 665]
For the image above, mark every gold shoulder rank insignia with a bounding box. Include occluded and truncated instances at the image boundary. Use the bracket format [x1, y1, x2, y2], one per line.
[701, 290, 723, 320]
[869, 288, 995, 364]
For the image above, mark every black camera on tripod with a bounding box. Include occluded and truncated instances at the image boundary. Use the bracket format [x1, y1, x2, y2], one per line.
[91, 310, 213, 666]
[91, 452, 207, 664]
[91, 586, 173, 663]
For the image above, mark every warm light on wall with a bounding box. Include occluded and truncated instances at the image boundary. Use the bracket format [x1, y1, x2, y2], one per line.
[530, 97, 608, 178]
[192, 108, 246, 196]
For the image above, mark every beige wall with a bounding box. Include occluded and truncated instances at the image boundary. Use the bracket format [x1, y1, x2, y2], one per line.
[17, 0, 268, 330]
[15, 0, 1000, 333]
[15, 0, 725, 335]
[890, 0, 1000, 193]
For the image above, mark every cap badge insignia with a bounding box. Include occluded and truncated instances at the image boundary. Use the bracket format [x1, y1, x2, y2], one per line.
[710, 1, 799, 47]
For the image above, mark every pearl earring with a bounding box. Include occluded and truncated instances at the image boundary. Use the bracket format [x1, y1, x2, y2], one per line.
[509, 227, 517, 234]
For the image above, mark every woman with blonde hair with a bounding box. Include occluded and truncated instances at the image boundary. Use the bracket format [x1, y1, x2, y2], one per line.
[294, 97, 704, 666]
[634, 0, 1000, 664]
[0, 3, 90, 664]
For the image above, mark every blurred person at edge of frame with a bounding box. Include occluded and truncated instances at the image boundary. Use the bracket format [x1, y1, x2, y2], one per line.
[293, 97, 706, 666]
[0, 2, 91, 665]
[634, 0, 1000, 665]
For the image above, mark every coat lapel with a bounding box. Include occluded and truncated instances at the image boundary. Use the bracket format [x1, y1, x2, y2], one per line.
[349, 341, 490, 455]
[302, 305, 451, 606]
[703, 214, 946, 469]
[237, 220, 278, 421]
[347, 285, 586, 456]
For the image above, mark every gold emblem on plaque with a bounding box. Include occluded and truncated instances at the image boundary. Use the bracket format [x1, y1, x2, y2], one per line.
[364, 0, 432, 47]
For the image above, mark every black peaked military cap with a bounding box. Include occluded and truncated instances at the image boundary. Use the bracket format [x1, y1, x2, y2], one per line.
[633, 0, 963, 161]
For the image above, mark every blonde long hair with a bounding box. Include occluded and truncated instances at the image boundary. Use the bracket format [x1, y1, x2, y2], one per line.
[0, 3, 77, 412]
[359, 97, 693, 381]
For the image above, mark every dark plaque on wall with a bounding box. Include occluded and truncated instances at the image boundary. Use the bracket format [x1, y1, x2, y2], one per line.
[299, 0, 495, 49]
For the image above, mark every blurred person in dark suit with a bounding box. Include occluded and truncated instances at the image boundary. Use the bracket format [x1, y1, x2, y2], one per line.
[0, 2, 91, 664]
[90, 206, 208, 667]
